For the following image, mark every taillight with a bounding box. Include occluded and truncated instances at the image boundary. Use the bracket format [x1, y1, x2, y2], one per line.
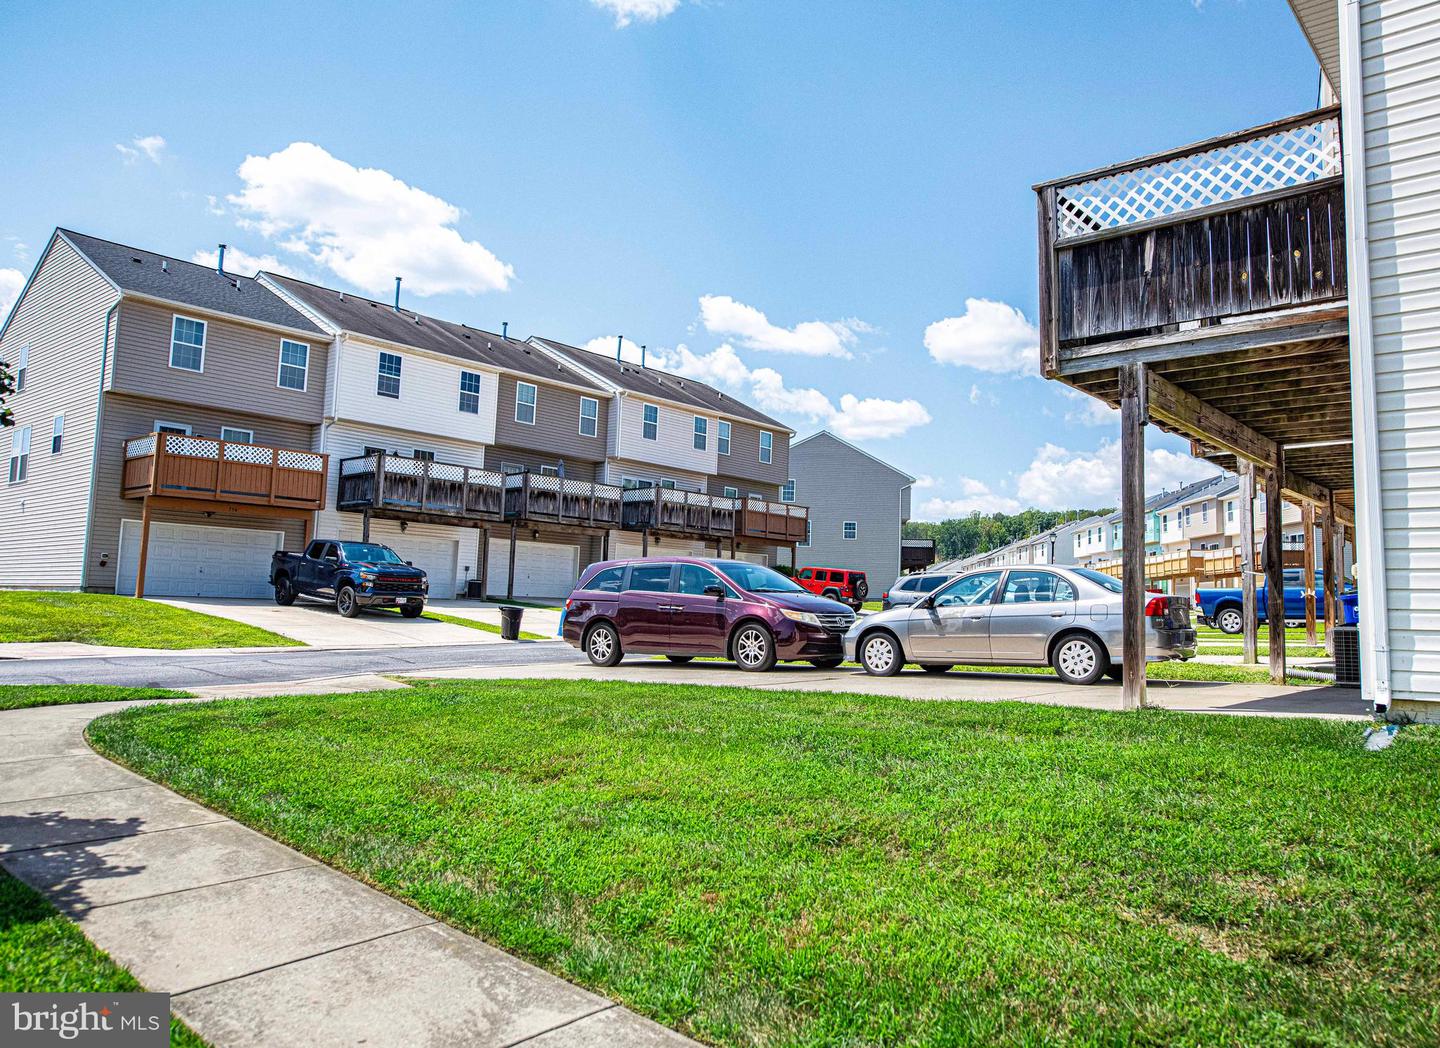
[564, 598, 573, 611]
[1144, 596, 1170, 617]
[881, 592, 888, 600]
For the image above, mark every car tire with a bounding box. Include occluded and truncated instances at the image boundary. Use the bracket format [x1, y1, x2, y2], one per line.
[666, 655, 695, 664]
[1052, 634, 1106, 685]
[853, 578, 869, 602]
[336, 585, 362, 618]
[822, 588, 842, 602]
[921, 664, 953, 674]
[585, 622, 623, 667]
[809, 656, 844, 669]
[859, 631, 903, 676]
[732, 623, 778, 672]
[400, 601, 425, 619]
[273, 576, 296, 607]
[1216, 607, 1244, 635]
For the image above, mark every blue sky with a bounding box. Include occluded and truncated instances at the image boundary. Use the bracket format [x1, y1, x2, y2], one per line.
[0, 0, 1322, 517]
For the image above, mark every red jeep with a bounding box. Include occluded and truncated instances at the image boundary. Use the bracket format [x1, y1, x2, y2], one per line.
[795, 566, 868, 609]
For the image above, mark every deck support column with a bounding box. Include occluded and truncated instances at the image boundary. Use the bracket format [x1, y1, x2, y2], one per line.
[601, 530, 610, 561]
[301, 513, 313, 548]
[641, 530, 649, 557]
[1118, 363, 1147, 711]
[1322, 494, 1338, 656]
[1263, 452, 1287, 684]
[478, 528, 488, 599]
[1239, 462, 1259, 664]
[361, 509, 371, 543]
[506, 522, 517, 601]
[1302, 502, 1318, 646]
[135, 497, 154, 600]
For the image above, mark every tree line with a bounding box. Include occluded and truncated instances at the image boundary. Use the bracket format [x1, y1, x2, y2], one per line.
[903, 508, 1114, 563]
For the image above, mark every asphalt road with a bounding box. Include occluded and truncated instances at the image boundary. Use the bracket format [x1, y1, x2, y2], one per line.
[0, 641, 583, 689]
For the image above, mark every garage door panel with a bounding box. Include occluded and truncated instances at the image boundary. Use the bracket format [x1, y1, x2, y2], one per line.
[487, 540, 579, 599]
[117, 521, 283, 598]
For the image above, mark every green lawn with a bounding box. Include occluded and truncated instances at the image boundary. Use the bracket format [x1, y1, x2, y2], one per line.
[0, 685, 190, 712]
[0, 870, 207, 1045]
[89, 681, 1439, 1046]
[420, 609, 550, 642]
[1200, 644, 1329, 659]
[0, 592, 300, 649]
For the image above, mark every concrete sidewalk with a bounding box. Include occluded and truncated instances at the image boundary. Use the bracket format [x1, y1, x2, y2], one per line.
[0, 698, 695, 1048]
[152, 597, 509, 648]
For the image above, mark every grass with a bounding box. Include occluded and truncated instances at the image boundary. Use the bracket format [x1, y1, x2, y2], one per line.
[89, 680, 1440, 1047]
[1201, 644, 1329, 659]
[0, 592, 300, 650]
[0, 869, 207, 1045]
[0, 685, 190, 712]
[861, 600, 884, 611]
[418, 609, 550, 642]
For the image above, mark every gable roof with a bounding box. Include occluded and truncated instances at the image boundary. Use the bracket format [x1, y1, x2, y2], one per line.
[791, 430, 915, 484]
[528, 337, 786, 430]
[58, 229, 323, 335]
[263, 274, 605, 392]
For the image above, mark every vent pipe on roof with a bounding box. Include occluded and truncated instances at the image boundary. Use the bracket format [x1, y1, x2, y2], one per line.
[216, 244, 226, 275]
[393, 277, 402, 313]
[161, 259, 168, 273]
[615, 335, 624, 362]
[502, 322, 509, 338]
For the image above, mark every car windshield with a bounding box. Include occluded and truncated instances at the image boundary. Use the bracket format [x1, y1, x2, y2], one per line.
[1071, 567, 1122, 594]
[338, 542, 404, 565]
[714, 560, 804, 593]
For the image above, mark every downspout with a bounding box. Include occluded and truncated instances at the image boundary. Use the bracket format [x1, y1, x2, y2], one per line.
[79, 300, 120, 592]
[1338, 0, 1392, 713]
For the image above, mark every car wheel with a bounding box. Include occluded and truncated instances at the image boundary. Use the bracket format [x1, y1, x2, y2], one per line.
[809, 656, 844, 669]
[666, 655, 695, 664]
[336, 585, 362, 618]
[860, 631, 903, 676]
[1216, 607, 1244, 635]
[853, 578, 869, 601]
[400, 601, 425, 619]
[1052, 634, 1106, 685]
[273, 576, 296, 606]
[732, 624, 777, 672]
[585, 622, 623, 667]
[921, 664, 953, 674]
[822, 588, 841, 601]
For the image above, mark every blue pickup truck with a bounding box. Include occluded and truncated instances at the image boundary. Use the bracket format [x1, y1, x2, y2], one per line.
[271, 539, 429, 618]
[1196, 568, 1355, 634]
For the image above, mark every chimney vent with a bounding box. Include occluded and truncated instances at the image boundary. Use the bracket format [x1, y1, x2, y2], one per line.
[393, 277, 402, 313]
[502, 322, 509, 338]
[216, 244, 227, 275]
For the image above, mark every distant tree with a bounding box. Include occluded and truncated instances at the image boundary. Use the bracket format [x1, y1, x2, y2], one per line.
[0, 362, 13, 428]
[906, 506, 1116, 561]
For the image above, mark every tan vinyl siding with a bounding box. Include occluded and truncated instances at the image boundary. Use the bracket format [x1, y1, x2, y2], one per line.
[707, 475, 778, 499]
[493, 373, 607, 461]
[721, 420, 789, 486]
[110, 300, 328, 423]
[602, 458, 709, 492]
[0, 236, 118, 589]
[87, 393, 318, 592]
[488, 446, 597, 481]
[1360, 0, 1440, 704]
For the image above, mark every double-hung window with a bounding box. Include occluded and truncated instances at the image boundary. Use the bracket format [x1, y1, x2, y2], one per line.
[579, 396, 599, 437]
[220, 427, 254, 444]
[459, 371, 482, 414]
[278, 340, 309, 391]
[12, 344, 29, 391]
[7, 425, 30, 483]
[781, 478, 795, 502]
[759, 430, 773, 464]
[377, 352, 402, 398]
[717, 420, 731, 455]
[842, 521, 858, 540]
[1201, 503, 1209, 524]
[642, 403, 658, 440]
[693, 416, 707, 451]
[1226, 500, 1235, 524]
[1184, 507, 1192, 528]
[515, 381, 537, 424]
[51, 414, 63, 455]
[723, 485, 739, 499]
[799, 520, 812, 547]
[170, 316, 206, 372]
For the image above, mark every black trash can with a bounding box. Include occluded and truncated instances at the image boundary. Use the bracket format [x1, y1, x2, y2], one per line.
[499, 605, 523, 641]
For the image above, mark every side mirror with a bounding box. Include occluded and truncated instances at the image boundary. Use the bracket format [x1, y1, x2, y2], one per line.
[703, 584, 726, 599]
[406, 561, 414, 567]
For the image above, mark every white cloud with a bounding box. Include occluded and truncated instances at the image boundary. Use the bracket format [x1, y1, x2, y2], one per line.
[190, 246, 304, 280]
[917, 477, 1022, 520]
[116, 135, 167, 164]
[1015, 440, 1220, 510]
[224, 142, 514, 298]
[912, 474, 939, 490]
[924, 298, 1038, 375]
[0, 268, 24, 319]
[831, 393, 931, 441]
[1061, 386, 1119, 426]
[4, 237, 29, 263]
[699, 294, 859, 358]
[590, 0, 680, 27]
[205, 195, 226, 216]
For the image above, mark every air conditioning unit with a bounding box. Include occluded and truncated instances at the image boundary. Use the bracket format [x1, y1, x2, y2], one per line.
[1332, 625, 1360, 686]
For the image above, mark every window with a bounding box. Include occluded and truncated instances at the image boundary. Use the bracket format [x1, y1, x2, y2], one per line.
[799, 520, 812, 547]
[515, 381, 537, 424]
[1161, 513, 1170, 532]
[501, 462, 525, 475]
[693, 416, 707, 451]
[916, 575, 950, 593]
[12, 343, 29, 391]
[759, 430, 773, 464]
[1112, 525, 1121, 545]
[169, 315, 206, 372]
[842, 521, 858, 540]
[220, 427, 254, 444]
[781, 478, 795, 502]
[717, 420, 731, 455]
[660, 478, 677, 489]
[363, 445, 386, 458]
[1184, 507, 1193, 528]
[155, 420, 191, 435]
[1000, 571, 1075, 604]
[50, 414, 63, 454]
[457, 371, 482, 414]
[278, 339, 309, 391]
[1226, 500, 1235, 524]
[1201, 503, 1209, 523]
[798, 568, 814, 580]
[579, 397, 599, 437]
[627, 563, 673, 592]
[677, 563, 729, 596]
[377, 352, 402, 398]
[585, 566, 626, 593]
[933, 571, 1002, 608]
[413, 449, 435, 461]
[538, 465, 559, 476]
[723, 485, 739, 499]
[7, 425, 30, 483]
[642, 403, 658, 440]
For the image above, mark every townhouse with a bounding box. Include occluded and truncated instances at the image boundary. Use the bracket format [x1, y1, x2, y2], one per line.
[0, 229, 808, 601]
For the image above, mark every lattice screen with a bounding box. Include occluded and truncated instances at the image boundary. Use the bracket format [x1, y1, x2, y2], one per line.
[1055, 115, 1341, 240]
[125, 435, 156, 458]
[277, 450, 325, 472]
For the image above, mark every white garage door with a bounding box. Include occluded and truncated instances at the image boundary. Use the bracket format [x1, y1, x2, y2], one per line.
[339, 524, 459, 598]
[488, 540, 580, 599]
[117, 520, 284, 598]
[734, 550, 770, 565]
[610, 533, 717, 561]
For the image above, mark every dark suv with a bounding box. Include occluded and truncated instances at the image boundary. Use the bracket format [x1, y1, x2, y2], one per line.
[562, 558, 855, 671]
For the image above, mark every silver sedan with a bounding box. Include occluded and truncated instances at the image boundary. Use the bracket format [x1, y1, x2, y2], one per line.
[843, 565, 1196, 685]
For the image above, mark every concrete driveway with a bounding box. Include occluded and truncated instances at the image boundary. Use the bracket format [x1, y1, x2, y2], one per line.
[152, 597, 504, 648]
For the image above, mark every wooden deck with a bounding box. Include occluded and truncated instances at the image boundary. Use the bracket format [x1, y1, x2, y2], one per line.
[338, 455, 505, 523]
[122, 432, 327, 510]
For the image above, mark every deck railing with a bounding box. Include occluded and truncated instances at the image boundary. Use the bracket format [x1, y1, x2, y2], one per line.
[338, 454, 505, 521]
[621, 487, 739, 538]
[122, 432, 327, 509]
[504, 472, 624, 528]
[739, 496, 809, 543]
[1036, 107, 1346, 369]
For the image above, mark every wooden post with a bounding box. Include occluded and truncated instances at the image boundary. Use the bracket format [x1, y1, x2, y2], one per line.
[361, 508, 371, 542]
[1322, 494, 1338, 656]
[641, 529, 649, 557]
[1264, 454, 1286, 684]
[1302, 502, 1317, 646]
[301, 513, 312, 548]
[477, 528, 487, 599]
[506, 522, 518, 601]
[134, 497, 154, 599]
[1239, 461, 1258, 665]
[601, 530, 610, 561]
[1119, 363, 1147, 711]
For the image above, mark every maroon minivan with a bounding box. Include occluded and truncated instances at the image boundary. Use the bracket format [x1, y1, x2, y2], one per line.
[562, 557, 856, 671]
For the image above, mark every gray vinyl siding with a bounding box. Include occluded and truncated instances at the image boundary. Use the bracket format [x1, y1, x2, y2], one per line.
[488, 445, 597, 481]
[109, 300, 328, 423]
[720, 420, 789, 486]
[492, 373, 607, 462]
[790, 432, 908, 587]
[1360, 0, 1440, 705]
[86, 392, 317, 593]
[0, 235, 118, 589]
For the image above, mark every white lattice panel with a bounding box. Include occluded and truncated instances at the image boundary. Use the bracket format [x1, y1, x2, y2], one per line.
[125, 435, 156, 458]
[1055, 116, 1340, 240]
[223, 442, 272, 465]
[165, 435, 220, 459]
[278, 450, 324, 471]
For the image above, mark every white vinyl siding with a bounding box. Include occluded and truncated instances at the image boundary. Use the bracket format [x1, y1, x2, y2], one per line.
[332, 341, 497, 445]
[614, 398, 718, 475]
[278, 339, 309, 391]
[169, 315, 206, 372]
